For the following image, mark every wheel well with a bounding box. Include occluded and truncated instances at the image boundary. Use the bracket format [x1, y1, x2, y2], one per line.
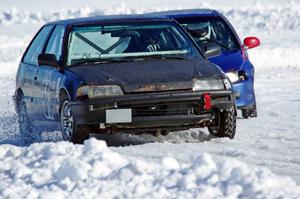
[59, 89, 69, 101]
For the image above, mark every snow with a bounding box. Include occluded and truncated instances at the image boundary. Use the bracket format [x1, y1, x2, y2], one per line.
[0, 0, 300, 198]
[0, 138, 299, 198]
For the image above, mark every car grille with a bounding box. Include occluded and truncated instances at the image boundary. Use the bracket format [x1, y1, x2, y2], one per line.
[131, 102, 199, 117]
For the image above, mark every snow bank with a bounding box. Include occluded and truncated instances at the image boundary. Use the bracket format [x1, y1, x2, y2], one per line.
[1, 2, 299, 36]
[1, 3, 300, 69]
[248, 47, 300, 69]
[0, 138, 299, 198]
[220, 2, 300, 36]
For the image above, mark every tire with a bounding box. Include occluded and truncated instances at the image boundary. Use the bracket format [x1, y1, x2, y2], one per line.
[242, 104, 257, 119]
[60, 100, 89, 144]
[208, 106, 236, 139]
[17, 96, 35, 145]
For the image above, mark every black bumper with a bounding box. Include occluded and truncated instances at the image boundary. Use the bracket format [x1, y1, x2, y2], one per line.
[69, 90, 234, 130]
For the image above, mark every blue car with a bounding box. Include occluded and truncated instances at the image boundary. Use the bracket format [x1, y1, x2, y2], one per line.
[153, 9, 260, 118]
[13, 14, 236, 144]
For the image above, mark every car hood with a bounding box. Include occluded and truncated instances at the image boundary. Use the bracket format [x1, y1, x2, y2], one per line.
[209, 49, 244, 73]
[67, 59, 222, 93]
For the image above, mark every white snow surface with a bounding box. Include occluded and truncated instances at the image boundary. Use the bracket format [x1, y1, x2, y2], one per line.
[0, 138, 299, 198]
[0, 0, 300, 198]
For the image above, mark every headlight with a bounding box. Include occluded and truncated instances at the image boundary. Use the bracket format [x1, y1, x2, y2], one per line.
[226, 71, 248, 83]
[226, 72, 240, 83]
[222, 78, 232, 90]
[192, 79, 225, 91]
[77, 85, 123, 98]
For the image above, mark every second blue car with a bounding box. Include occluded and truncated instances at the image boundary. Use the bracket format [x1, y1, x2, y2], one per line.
[153, 9, 260, 118]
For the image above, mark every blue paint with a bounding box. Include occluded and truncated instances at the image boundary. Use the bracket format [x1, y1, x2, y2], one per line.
[156, 9, 257, 109]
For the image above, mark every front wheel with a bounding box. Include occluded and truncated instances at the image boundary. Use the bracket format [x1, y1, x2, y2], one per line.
[208, 106, 236, 139]
[60, 100, 89, 144]
[242, 104, 257, 119]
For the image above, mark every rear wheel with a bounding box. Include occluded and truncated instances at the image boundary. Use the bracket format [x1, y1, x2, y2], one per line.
[208, 106, 236, 139]
[17, 96, 35, 145]
[60, 100, 89, 144]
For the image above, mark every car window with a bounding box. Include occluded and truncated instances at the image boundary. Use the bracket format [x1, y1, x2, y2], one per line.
[45, 25, 65, 61]
[67, 22, 203, 66]
[177, 17, 239, 50]
[23, 25, 53, 65]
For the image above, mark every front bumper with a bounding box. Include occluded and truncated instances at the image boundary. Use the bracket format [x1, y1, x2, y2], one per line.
[69, 90, 235, 131]
[233, 79, 256, 108]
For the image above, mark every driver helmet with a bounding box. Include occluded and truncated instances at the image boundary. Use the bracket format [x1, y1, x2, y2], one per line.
[189, 22, 211, 40]
[140, 29, 160, 44]
[140, 29, 161, 52]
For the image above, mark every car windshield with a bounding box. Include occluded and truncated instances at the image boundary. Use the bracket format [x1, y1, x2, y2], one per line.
[67, 21, 202, 66]
[175, 17, 240, 51]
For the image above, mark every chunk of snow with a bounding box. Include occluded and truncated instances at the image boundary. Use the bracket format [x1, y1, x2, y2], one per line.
[0, 139, 299, 198]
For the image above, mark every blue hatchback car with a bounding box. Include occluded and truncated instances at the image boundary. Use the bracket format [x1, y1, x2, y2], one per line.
[153, 9, 260, 118]
[14, 14, 237, 144]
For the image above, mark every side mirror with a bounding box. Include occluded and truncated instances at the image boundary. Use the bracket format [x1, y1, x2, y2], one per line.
[38, 53, 59, 67]
[243, 37, 260, 50]
[203, 45, 222, 58]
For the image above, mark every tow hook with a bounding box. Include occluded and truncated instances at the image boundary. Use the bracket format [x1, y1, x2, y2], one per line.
[203, 93, 211, 110]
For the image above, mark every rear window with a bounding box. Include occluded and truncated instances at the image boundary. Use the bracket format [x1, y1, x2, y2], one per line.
[67, 21, 202, 66]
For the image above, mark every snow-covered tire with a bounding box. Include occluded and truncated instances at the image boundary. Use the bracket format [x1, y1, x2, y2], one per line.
[17, 96, 35, 145]
[208, 106, 236, 139]
[60, 100, 89, 144]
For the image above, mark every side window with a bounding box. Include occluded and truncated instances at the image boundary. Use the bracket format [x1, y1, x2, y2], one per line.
[45, 25, 65, 61]
[23, 25, 53, 65]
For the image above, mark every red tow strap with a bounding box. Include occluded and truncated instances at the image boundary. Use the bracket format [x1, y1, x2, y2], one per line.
[203, 93, 211, 110]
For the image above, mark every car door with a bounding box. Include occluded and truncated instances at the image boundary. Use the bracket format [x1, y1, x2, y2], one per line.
[37, 25, 66, 125]
[20, 25, 53, 122]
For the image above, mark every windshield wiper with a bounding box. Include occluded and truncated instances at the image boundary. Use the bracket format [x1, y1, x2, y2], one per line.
[211, 41, 240, 50]
[70, 59, 98, 66]
[198, 39, 232, 49]
[69, 58, 132, 67]
[211, 41, 228, 49]
[69, 54, 189, 67]
[139, 54, 188, 60]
